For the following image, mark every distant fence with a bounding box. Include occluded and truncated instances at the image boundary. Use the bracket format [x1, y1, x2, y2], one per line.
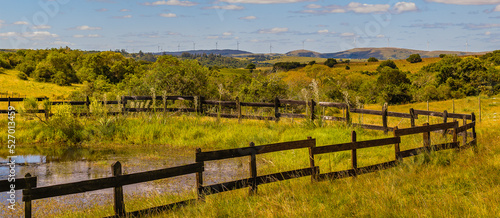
[2, 119, 477, 217]
[0, 96, 476, 134]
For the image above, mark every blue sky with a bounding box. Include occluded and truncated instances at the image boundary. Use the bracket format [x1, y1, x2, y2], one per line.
[0, 0, 500, 53]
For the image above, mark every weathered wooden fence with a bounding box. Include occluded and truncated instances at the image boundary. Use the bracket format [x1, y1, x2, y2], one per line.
[1, 119, 477, 217]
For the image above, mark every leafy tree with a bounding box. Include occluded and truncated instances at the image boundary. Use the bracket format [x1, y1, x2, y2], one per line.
[308, 60, 316, 65]
[376, 68, 412, 104]
[376, 60, 398, 72]
[367, 57, 379, 62]
[406, 54, 422, 63]
[246, 63, 256, 72]
[273, 62, 305, 72]
[324, 58, 337, 68]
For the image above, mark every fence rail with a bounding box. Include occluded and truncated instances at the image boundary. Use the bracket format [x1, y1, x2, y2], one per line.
[1, 117, 478, 218]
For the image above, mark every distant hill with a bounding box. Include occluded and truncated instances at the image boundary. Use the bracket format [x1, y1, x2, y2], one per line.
[315, 48, 487, 60]
[156, 49, 252, 57]
[285, 50, 322, 58]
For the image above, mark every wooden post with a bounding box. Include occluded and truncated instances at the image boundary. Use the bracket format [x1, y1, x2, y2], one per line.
[452, 99, 455, 114]
[462, 116, 467, 147]
[307, 136, 317, 182]
[236, 97, 242, 122]
[249, 142, 258, 195]
[86, 96, 90, 112]
[423, 123, 430, 147]
[195, 148, 205, 201]
[410, 108, 416, 128]
[351, 131, 357, 177]
[382, 103, 388, 134]
[24, 173, 32, 218]
[427, 100, 430, 123]
[393, 127, 401, 162]
[121, 96, 127, 115]
[471, 113, 477, 144]
[443, 110, 448, 137]
[453, 121, 458, 145]
[346, 104, 351, 125]
[310, 99, 315, 121]
[274, 97, 280, 122]
[199, 96, 205, 115]
[112, 161, 125, 216]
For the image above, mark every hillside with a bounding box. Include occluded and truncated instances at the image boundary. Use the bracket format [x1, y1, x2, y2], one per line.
[156, 49, 252, 57]
[320, 47, 486, 60]
[285, 50, 322, 58]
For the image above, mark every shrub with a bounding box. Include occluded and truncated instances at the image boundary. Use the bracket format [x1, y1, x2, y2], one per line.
[324, 58, 337, 68]
[367, 57, 379, 62]
[407, 54, 422, 63]
[0, 57, 12, 69]
[376, 60, 398, 72]
[345, 66, 350, 70]
[17, 72, 28, 80]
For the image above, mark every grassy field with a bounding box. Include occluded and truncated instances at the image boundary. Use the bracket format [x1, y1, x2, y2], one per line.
[2, 95, 499, 217]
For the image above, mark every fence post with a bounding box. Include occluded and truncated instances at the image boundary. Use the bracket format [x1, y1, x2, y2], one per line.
[121, 96, 127, 115]
[236, 97, 242, 122]
[112, 161, 125, 216]
[393, 127, 402, 162]
[195, 148, 205, 201]
[453, 121, 458, 149]
[462, 116, 467, 147]
[249, 142, 258, 195]
[351, 131, 357, 177]
[346, 104, 351, 125]
[23, 173, 32, 218]
[307, 136, 317, 182]
[274, 97, 280, 122]
[410, 108, 415, 128]
[443, 110, 448, 137]
[478, 96, 481, 123]
[310, 99, 316, 121]
[86, 96, 90, 112]
[471, 112, 477, 146]
[382, 103, 388, 134]
[423, 123, 430, 147]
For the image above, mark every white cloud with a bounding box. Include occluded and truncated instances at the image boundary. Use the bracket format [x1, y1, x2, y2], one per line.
[143, 0, 197, 6]
[73, 34, 101, 38]
[207, 36, 219, 39]
[96, 8, 108, 12]
[0, 32, 17, 37]
[393, 2, 418, 13]
[306, 4, 322, 9]
[120, 9, 130, 12]
[33, 25, 51, 29]
[465, 23, 500, 29]
[223, 32, 233, 36]
[75, 25, 102, 30]
[205, 5, 244, 10]
[341, 32, 355, 37]
[0, 20, 4, 29]
[347, 2, 390, 13]
[51, 41, 75, 46]
[486, 31, 492, 35]
[258, 27, 289, 34]
[376, 34, 385, 38]
[13, 21, 29, 25]
[317, 29, 329, 34]
[160, 13, 177, 17]
[495, 4, 500, 11]
[220, 0, 314, 4]
[240, 15, 257, 20]
[425, 0, 500, 5]
[114, 15, 132, 19]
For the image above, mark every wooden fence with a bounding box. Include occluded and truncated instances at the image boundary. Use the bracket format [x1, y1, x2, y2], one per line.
[0, 95, 476, 135]
[1, 119, 477, 217]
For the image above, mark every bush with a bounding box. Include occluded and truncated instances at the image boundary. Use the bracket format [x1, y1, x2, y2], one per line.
[345, 66, 350, 70]
[367, 57, 379, 62]
[376, 60, 398, 72]
[17, 72, 28, 80]
[324, 58, 337, 68]
[0, 57, 12, 69]
[407, 54, 422, 63]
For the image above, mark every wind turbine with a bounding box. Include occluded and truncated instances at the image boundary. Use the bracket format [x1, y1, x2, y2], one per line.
[178, 44, 180, 52]
[216, 42, 218, 50]
[466, 40, 469, 52]
[237, 41, 240, 50]
[269, 43, 273, 54]
[193, 42, 196, 51]
[302, 40, 305, 50]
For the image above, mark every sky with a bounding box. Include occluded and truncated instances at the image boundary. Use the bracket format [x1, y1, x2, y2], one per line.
[0, 0, 500, 54]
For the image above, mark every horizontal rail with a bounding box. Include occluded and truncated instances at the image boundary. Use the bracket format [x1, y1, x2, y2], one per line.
[279, 99, 308, 106]
[352, 123, 394, 131]
[394, 122, 457, 136]
[280, 113, 306, 118]
[322, 116, 346, 121]
[0, 177, 37, 192]
[196, 139, 315, 162]
[124, 96, 195, 101]
[202, 100, 237, 106]
[240, 102, 274, 107]
[51, 101, 87, 105]
[24, 162, 203, 201]
[318, 102, 348, 108]
[104, 199, 197, 218]
[205, 113, 239, 119]
[203, 167, 317, 195]
[399, 142, 459, 158]
[349, 108, 413, 118]
[456, 122, 475, 134]
[312, 137, 400, 155]
[317, 161, 397, 181]
[414, 109, 471, 120]
[0, 97, 48, 102]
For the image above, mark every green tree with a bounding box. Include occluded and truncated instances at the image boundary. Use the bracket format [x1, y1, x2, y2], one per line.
[406, 54, 422, 63]
[367, 57, 379, 62]
[376, 60, 398, 72]
[246, 63, 256, 72]
[376, 68, 412, 104]
[324, 58, 337, 68]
